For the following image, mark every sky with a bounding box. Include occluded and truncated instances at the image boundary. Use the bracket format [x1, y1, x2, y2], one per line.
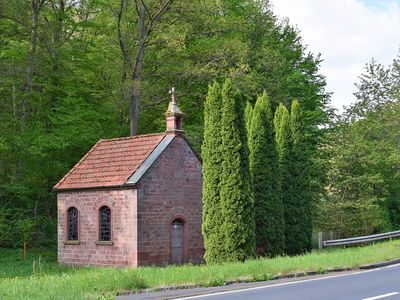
[270, 0, 400, 111]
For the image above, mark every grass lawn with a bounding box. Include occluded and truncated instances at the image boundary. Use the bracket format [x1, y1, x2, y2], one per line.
[1, 240, 400, 299]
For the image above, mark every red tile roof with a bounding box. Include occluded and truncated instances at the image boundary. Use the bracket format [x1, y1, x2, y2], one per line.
[54, 133, 166, 190]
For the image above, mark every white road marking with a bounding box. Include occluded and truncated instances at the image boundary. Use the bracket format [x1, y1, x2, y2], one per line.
[173, 263, 400, 300]
[361, 292, 399, 300]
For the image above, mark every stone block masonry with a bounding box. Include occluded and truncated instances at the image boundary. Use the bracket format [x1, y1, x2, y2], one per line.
[136, 135, 204, 265]
[57, 135, 203, 267]
[58, 188, 138, 266]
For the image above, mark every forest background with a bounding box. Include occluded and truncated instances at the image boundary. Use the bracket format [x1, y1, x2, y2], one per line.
[0, 0, 398, 248]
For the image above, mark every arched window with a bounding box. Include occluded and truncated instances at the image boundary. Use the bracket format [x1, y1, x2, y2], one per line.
[99, 206, 111, 241]
[67, 207, 79, 241]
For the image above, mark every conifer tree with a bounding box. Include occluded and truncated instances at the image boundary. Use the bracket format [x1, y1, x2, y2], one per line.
[202, 82, 224, 264]
[249, 92, 285, 256]
[220, 79, 255, 262]
[274, 104, 291, 164]
[288, 100, 313, 254]
[245, 101, 253, 137]
[274, 103, 295, 254]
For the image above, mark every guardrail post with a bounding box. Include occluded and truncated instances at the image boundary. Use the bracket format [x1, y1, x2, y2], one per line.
[318, 232, 323, 250]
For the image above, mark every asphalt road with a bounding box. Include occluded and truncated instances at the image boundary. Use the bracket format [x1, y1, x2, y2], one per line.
[119, 263, 400, 300]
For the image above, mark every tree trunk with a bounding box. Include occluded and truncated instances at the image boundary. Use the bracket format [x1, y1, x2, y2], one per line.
[18, 0, 43, 180]
[129, 1, 146, 136]
[118, 0, 174, 135]
[49, 0, 64, 113]
[12, 81, 17, 132]
[22, 0, 41, 130]
[117, 0, 130, 127]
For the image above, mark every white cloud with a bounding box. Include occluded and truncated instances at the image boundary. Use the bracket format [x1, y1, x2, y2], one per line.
[270, 0, 400, 111]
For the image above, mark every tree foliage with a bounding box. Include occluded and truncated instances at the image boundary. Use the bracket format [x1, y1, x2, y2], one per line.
[274, 103, 290, 166]
[245, 101, 253, 138]
[249, 92, 284, 256]
[288, 100, 312, 253]
[202, 82, 223, 264]
[317, 52, 400, 237]
[219, 79, 255, 262]
[274, 103, 292, 252]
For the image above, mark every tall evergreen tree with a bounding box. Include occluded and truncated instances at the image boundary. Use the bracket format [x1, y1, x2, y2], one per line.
[245, 101, 253, 137]
[289, 100, 312, 254]
[249, 92, 285, 256]
[220, 79, 255, 262]
[202, 82, 224, 264]
[274, 103, 295, 254]
[274, 104, 291, 164]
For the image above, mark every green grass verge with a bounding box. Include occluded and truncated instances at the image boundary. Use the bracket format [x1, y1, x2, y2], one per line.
[1, 240, 400, 299]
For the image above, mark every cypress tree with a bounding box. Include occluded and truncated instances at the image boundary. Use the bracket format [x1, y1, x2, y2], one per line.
[274, 104, 290, 163]
[202, 82, 224, 264]
[249, 92, 285, 256]
[274, 103, 295, 254]
[245, 101, 253, 137]
[220, 79, 255, 262]
[289, 100, 313, 254]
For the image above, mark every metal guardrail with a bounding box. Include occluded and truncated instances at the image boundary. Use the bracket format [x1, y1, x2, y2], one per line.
[322, 230, 400, 247]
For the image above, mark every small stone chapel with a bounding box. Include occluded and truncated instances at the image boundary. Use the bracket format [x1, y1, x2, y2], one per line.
[54, 91, 204, 267]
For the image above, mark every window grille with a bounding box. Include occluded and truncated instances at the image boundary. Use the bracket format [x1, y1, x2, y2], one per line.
[99, 206, 111, 241]
[67, 207, 78, 241]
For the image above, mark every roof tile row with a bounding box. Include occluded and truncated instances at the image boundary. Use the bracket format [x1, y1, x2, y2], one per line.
[54, 133, 166, 190]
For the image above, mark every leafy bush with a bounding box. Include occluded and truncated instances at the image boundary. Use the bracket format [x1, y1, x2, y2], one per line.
[0, 184, 56, 249]
[0, 209, 12, 247]
[0, 208, 38, 248]
[315, 197, 390, 238]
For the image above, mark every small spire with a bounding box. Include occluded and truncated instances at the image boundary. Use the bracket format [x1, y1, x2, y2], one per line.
[166, 87, 182, 115]
[166, 87, 184, 134]
[169, 87, 176, 103]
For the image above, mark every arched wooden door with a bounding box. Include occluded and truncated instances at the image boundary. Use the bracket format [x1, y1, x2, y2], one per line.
[171, 219, 184, 264]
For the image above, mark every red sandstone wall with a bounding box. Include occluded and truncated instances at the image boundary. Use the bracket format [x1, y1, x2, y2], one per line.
[57, 189, 138, 266]
[57, 135, 203, 267]
[136, 135, 204, 266]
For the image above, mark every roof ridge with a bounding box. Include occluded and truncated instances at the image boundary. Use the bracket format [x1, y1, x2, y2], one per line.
[123, 135, 173, 185]
[101, 132, 165, 142]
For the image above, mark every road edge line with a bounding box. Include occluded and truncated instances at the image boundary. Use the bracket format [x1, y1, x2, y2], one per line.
[117, 258, 400, 298]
